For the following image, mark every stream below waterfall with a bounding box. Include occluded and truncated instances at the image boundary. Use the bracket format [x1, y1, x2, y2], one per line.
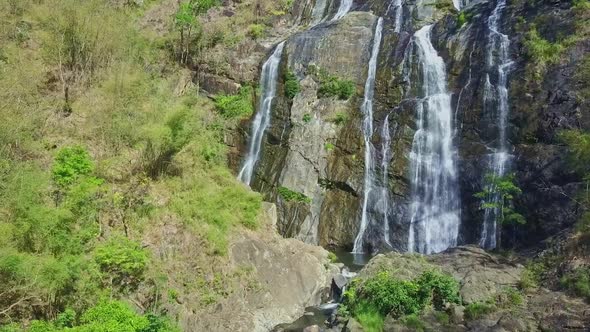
[272, 249, 372, 332]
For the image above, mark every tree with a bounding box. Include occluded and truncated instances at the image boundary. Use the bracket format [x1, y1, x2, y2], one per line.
[475, 173, 525, 248]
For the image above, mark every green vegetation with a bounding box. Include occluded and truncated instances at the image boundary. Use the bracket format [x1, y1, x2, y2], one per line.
[278, 186, 312, 203]
[302, 113, 312, 123]
[308, 65, 356, 100]
[0, 0, 262, 328]
[332, 112, 349, 125]
[464, 301, 496, 320]
[560, 267, 590, 302]
[26, 300, 179, 332]
[327, 251, 338, 263]
[523, 25, 565, 79]
[456, 12, 473, 28]
[401, 314, 426, 331]
[342, 270, 460, 331]
[318, 76, 356, 100]
[284, 70, 301, 100]
[214, 86, 255, 119]
[248, 24, 266, 39]
[324, 142, 335, 151]
[475, 173, 525, 248]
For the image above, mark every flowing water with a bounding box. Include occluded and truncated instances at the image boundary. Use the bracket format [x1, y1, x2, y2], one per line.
[407, 25, 460, 254]
[237, 42, 285, 185]
[387, 0, 404, 32]
[352, 18, 384, 254]
[480, 0, 514, 249]
[331, 0, 353, 21]
[380, 115, 395, 247]
[310, 0, 329, 25]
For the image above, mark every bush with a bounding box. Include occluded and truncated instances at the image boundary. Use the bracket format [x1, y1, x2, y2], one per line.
[416, 270, 461, 310]
[284, 70, 300, 100]
[560, 267, 590, 301]
[464, 302, 496, 320]
[344, 270, 460, 321]
[248, 24, 266, 39]
[52, 146, 94, 187]
[214, 86, 254, 119]
[278, 186, 312, 203]
[318, 76, 356, 100]
[302, 113, 312, 123]
[456, 12, 472, 28]
[401, 314, 426, 331]
[333, 112, 349, 125]
[94, 237, 149, 290]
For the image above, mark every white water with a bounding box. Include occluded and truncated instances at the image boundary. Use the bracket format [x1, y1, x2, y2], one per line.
[407, 25, 460, 254]
[311, 0, 329, 25]
[480, 0, 514, 249]
[352, 18, 384, 253]
[331, 0, 353, 21]
[386, 0, 404, 33]
[380, 115, 394, 247]
[237, 42, 285, 185]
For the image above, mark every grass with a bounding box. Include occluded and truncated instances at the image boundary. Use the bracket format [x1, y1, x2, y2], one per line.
[465, 302, 496, 320]
[355, 304, 385, 332]
[560, 267, 590, 301]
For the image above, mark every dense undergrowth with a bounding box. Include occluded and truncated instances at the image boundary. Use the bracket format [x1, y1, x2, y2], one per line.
[0, 0, 261, 330]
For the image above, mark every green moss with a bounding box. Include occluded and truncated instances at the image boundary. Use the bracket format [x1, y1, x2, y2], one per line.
[278, 186, 312, 203]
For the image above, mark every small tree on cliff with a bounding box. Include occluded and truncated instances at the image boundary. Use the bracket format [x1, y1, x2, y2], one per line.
[475, 173, 525, 248]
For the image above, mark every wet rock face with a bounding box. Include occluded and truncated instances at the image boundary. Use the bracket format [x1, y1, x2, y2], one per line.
[228, 0, 588, 251]
[248, 12, 378, 248]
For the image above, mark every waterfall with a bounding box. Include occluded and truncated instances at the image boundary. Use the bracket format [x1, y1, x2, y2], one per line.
[352, 18, 384, 254]
[407, 25, 460, 254]
[311, 0, 329, 25]
[380, 115, 395, 246]
[331, 0, 353, 21]
[386, 0, 404, 33]
[480, 0, 514, 249]
[237, 42, 285, 185]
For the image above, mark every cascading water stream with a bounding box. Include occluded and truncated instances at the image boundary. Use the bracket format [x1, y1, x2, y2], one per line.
[407, 25, 460, 254]
[386, 0, 404, 32]
[380, 115, 395, 247]
[310, 0, 329, 25]
[352, 18, 384, 254]
[480, 0, 514, 249]
[331, 0, 353, 21]
[237, 42, 285, 185]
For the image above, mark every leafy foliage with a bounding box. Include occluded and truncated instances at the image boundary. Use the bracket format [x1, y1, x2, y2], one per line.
[464, 301, 496, 320]
[318, 75, 356, 100]
[52, 146, 94, 187]
[560, 267, 590, 301]
[475, 173, 525, 227]
[94, 237, 149, 291]
[214, 86, 255, 119]
[284, 70, 300, 100]
[277, 186, 312, 203]
[343, 270, 460, 330]
[248, 24, 266, 39]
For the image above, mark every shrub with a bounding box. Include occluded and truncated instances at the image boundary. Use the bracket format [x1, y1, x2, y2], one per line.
[325, 143, 335, 151]
[214, 86, 254, 119]
[464, 302, 496, 320]
[333, 112, 349, 125]
[456, 12, 472, 28]
[560, 267, 590, 301]
[93, 237, 149, 290]
[401, 314, 426, 331]
[327, 251, 338, 263]
[416, 270, 461, 310]
[343, 270, 460, 328]
[278, 186, 312, 203]
[318, 76, 356, 100]
[284, 70, 300, 100]
[248, 24, 266, 39]
[52, 146, 94, 187]
[302, 113, 312, 123]
[355, 303, 384, 332]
